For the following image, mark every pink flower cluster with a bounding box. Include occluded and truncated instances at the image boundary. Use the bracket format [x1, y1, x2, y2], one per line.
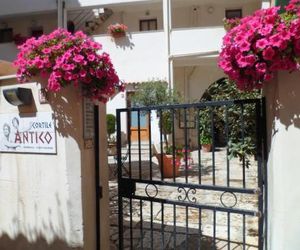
[14, 28, 124, 102]
[219, 1, 300, 90]
[107, 23, 128, 36]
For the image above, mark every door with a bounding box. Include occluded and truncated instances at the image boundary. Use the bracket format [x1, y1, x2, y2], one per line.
[127, 92, 149, 142]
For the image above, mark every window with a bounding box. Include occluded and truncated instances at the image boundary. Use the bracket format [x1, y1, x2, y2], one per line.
[225, 9, 242, 19]
[0, 28, 13, 43]
[139, 19, 157, 31]
[30, 26, 43, 38]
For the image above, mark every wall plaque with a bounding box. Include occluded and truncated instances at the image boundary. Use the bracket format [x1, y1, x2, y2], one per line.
[0, 112, 56, 154]
[83, 97, 95, 140]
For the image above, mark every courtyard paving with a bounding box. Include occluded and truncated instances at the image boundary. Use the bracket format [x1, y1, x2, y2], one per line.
[108, 147, 261, 250]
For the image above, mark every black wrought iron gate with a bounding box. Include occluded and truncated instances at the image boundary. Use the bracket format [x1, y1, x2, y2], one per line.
[116, 99, 267, 250]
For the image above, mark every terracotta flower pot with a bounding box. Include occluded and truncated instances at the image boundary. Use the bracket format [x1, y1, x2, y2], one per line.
[107, 142, 117, 156]
[112, 31, 126, 38]
[156, 154, 181, 178]
[202, 144, 212, 152]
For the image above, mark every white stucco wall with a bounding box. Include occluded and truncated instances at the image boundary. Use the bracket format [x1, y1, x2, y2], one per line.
[264, 71, 300, 250]
[93, 31, 168, 82]
[173, 62, 224, 147]
[170, 27, 225, 56]
[174, 61, 225, 102]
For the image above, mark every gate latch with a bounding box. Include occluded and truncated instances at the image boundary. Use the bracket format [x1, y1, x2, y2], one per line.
[119, 178, 136, 198]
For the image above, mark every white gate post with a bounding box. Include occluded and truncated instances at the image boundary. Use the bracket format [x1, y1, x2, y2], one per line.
[264, 71, 300, 249]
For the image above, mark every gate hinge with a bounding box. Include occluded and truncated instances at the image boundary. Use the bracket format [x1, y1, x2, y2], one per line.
[97, 186, 103, 199]
[255, 211, 262, 218]
[254, 188, 262, 195]
[119, 178, 136, 198]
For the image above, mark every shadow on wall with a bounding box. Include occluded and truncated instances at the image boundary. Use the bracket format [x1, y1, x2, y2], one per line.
[0, 193, 82, 250]
[47, 85, 81, 142]
[113, 33, 135, 50]
[0, 234, 82, 250]
[263, 71, 300, 147]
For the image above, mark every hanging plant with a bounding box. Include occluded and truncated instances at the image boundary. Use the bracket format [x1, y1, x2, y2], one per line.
[14, 28, 124, 103]
[107, 23, 128, 38]
[219, 0, 300, 91]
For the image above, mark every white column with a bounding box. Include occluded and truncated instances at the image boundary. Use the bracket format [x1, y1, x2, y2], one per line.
[57, 0, 63, 28]
[264, 71, 300, 250]
[163, 0, 174, 89]
[57, 0, 67, 28]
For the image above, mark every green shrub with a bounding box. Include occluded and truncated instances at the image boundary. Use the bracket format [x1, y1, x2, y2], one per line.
[106, 114, 116, 140]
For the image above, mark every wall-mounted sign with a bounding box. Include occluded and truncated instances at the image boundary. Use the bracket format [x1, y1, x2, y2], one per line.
[83, 98, 95, 140]
[0, 112, 56, 154]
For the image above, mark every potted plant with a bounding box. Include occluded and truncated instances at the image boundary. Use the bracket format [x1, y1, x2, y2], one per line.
[14, 28, 124, 103]
[107, 23, 128, 38]
[198, 108, 213, 152]
[200, 132, 212, 152]
[158, 112, 186, 178]
[107, 114, 117, 155]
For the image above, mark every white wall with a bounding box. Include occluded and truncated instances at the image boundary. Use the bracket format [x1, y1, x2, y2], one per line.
[174, 61, 224, 102]
[264, 71, 300, 250]
[174, 62, 225, 147]
[170, 27, 225, 56]
[93, 31, 168, 82]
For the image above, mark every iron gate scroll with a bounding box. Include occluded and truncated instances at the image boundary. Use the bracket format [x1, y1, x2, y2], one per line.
[116, 99, 267, 250]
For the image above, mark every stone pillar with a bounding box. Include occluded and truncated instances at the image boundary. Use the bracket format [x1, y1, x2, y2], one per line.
[264, 71, 300, 250]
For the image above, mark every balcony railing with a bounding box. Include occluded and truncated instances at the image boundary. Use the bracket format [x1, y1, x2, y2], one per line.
[170, 26, 225, 57]
[93, 30, 168, 82]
